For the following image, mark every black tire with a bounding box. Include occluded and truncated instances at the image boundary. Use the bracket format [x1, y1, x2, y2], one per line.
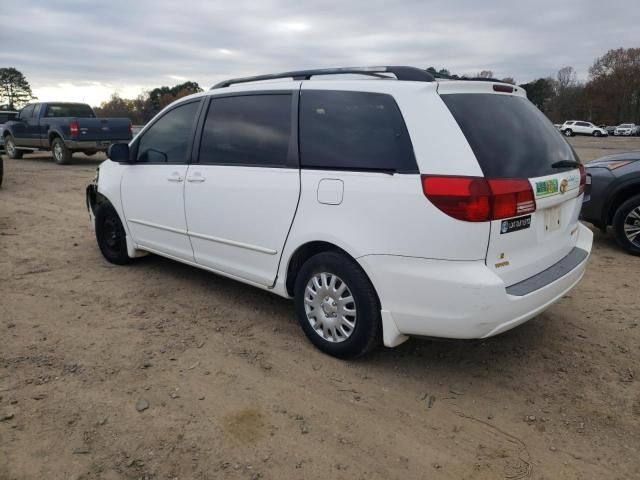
[563, 129, 573, 137]
[613, 194, 640, 256]
[294, 250, 381, 359]
[95, 201, 133, 265]
[4, 135, 23, 159]
[593, 130, 601, 137]
[52, 137, 72, 165]
[83, 151, 97, 157]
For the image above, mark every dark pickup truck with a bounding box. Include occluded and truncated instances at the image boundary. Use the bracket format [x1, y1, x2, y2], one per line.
[1, 102, 132, 164]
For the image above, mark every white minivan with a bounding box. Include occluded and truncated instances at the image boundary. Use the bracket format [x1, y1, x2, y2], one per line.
[86, 66, 593, 358]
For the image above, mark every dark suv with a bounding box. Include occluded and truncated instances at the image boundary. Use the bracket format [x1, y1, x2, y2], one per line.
[581, 151, 640, 255]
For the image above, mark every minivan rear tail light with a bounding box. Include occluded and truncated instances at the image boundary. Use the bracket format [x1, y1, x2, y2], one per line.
[69, 120, 79, 137]
[578, 164, 586, 195]
[421, 176, 536, 222]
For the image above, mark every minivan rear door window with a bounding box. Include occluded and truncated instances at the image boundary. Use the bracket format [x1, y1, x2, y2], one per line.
[299, 90, 417, 173]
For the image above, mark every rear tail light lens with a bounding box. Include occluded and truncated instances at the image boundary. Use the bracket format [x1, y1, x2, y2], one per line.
[421, 176, 536, 222]
[578, 164, 586, 195]
[69, 120, 79, 137]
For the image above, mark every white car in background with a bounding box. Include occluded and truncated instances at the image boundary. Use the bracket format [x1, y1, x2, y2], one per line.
[561, 120, 608, 137]
[86, 66, 593, 358]
[614, 124, 638, 136]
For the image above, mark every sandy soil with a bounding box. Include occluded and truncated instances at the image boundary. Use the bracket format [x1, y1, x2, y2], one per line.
[1, 136, 639, 480]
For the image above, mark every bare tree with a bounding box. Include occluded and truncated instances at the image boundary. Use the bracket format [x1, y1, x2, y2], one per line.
[556, 66, 577, 91]
[477, 70, 494, 79]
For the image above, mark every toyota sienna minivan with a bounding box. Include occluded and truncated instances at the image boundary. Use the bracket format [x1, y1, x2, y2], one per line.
[86, 66, 593, 358]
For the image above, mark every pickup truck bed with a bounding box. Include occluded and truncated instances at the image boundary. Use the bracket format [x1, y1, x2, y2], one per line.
[1, 102, 132, 164]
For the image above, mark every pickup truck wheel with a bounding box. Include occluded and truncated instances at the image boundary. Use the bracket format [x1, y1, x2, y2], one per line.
[95, 202, 133, 265]
[294, 251, 382, 359]
[52, 137, 72, 165]
[613, 195, 640, 256]
[5, 136, 23, 159]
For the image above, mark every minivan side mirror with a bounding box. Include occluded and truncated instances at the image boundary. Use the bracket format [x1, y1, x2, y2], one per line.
[108, 143, 131, 163]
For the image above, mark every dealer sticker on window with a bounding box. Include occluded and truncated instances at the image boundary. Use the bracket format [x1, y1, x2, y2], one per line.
[500, 215, 532, 234]
[535, 179, 559, 197]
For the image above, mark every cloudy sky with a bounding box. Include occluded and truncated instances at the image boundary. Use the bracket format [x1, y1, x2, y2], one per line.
[1, 0, 638, 106]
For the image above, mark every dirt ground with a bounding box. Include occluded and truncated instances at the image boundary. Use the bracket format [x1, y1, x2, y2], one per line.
[1, 136, 639, 480]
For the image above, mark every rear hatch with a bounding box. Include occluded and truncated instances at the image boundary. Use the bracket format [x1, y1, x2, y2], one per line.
[438, 83, 584, 287]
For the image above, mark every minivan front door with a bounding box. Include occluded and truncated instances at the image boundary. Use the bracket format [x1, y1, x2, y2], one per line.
[184, 91, 300, 286]
[120, 100, 201, 261]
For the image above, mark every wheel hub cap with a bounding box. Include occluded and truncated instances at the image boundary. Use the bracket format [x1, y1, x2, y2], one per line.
[304, 273, 357, 343]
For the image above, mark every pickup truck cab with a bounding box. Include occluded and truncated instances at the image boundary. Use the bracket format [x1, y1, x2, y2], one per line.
[2, 102, 132, 164]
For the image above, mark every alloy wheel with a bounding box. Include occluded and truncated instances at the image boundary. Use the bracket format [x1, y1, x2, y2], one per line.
[624, 207, 640, 247]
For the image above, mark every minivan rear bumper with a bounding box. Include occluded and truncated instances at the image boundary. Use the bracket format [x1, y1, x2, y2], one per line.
[358, 223, 593, 346]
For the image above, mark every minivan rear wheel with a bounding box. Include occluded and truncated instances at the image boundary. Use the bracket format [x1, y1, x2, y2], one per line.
[294, 251, 381, 359]
[613, 195, 640, 256]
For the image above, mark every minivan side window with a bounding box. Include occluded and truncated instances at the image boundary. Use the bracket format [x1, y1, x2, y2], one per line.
[299, 90, 417, 173]
[137, 101, 200, 164]
[199, 94, 292, 167]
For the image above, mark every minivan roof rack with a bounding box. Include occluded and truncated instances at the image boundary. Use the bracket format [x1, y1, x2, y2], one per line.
[211, 66, 436, 89]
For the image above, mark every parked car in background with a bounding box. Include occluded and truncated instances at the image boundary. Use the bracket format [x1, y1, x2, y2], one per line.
[614, 124, 639, 136]
[603, 125, 617, 136]
[0, 110, 18, 187]
[581, 151, 640, 255]
[86, 65, 592, 358]
[1, 102, 132, 164]
[561, 120, 608, 137]
[0, 110, 18, 153]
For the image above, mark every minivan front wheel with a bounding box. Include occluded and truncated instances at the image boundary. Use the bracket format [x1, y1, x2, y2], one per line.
[294, 251, 381, 359]
[95, 201, 133, 265]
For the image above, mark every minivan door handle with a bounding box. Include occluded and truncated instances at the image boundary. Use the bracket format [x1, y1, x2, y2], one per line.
[167, 172, 184, 183]
[186, 172, 205, 183]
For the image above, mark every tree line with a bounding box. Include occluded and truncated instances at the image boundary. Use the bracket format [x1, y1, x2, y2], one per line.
[1, 47, 638, 125]
[92, 81, 203, 124]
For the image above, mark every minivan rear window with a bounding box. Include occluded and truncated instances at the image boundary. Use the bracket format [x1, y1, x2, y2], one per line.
[300, 90, 417, 173]
[441, 94, 578, 178]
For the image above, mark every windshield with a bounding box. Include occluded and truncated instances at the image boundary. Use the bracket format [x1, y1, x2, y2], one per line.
[619, 124, 633, 128]
[44, 103, 95, 118]
[441, 93, 579, 178]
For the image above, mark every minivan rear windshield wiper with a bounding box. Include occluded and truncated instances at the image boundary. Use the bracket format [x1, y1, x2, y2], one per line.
[551, 160, 581, 169]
